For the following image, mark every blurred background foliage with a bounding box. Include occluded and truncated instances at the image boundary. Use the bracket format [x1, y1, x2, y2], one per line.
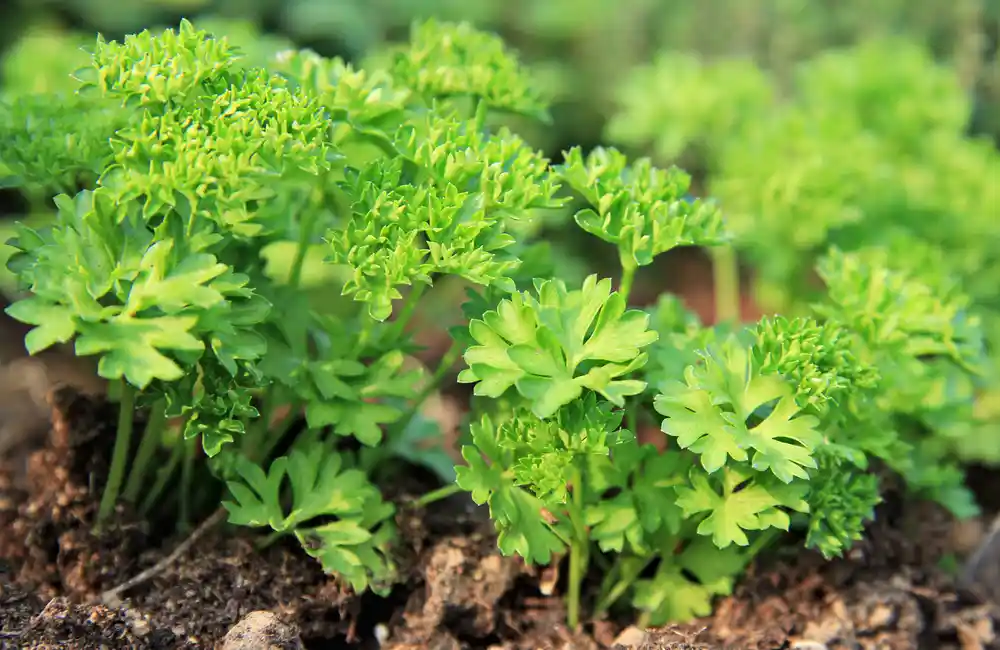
[0, 0, 996, 157]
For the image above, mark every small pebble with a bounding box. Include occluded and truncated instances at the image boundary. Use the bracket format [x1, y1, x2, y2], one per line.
[222, 610, 303, 650]
[791, 642, 829, 650]
[375, 623, 390, 646]
[612, 626, 647, 648]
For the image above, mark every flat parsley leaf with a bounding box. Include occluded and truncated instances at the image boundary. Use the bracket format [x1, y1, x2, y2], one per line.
[222, 442, 396, 594]
[677, 467, 809, 548]
[655, 338, 823, 482]
[459, 274, 658, 418]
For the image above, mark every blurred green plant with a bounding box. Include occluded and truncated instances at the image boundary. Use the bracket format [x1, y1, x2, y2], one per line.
[609, 32, 1000, 484]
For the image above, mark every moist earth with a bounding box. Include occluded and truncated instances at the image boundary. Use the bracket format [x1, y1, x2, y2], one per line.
[0, 387, 997, 650]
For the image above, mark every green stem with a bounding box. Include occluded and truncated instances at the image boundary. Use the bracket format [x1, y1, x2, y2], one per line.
[412, 482, 463, 508]
[619, 260, 637, 305]
[122, 399, 167, 504]
[96, 380, 136, 531]
[636, 610, 651, 630]
[626, 402, 638, 435]
[746, 527, 781, 559]
[711, 245, 740, 325]
[256, 529, 288, 550]
[386, 282, 427, 342]
[140, 435, 184, 516]
[593, 556, 655, 618]
[178, 437, 197, 531]
[245, 389, 283, 462]
[289, 206, 320, 289]
[566, 469, 589, 631]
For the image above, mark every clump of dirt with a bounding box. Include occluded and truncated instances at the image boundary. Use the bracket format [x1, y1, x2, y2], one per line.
[0, 386, 145, 600]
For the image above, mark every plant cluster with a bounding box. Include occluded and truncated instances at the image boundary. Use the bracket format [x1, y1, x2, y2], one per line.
[0, 18, 993, 632]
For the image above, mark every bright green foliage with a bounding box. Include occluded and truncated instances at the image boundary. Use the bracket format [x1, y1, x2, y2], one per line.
[458, 274, 658, 418]
[5, 191, 268, 393]
[753, 316, 879, 415]
[815, 248, 984, 371]
[804, 461, 881, 559]
[81, 18, 241, 105]
[675, 466, 809, 548]
[555, 147, 726, 270]
[607, 51, 775, 166]
[795, 38, 970, 149]
[656, 339, 823, 482]
[262, 313, 424, 447]
[631, 539, 746, 623]
[327, 106, 563, 320]
[222, 443, 396, 594]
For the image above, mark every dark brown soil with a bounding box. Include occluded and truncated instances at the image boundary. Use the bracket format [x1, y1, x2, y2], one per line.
[1, 387, 998, 649]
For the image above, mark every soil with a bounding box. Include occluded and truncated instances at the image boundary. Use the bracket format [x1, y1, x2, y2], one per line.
[0, 386, 997, 650]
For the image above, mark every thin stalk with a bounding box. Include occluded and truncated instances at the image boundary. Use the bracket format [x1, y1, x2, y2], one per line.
[619, 260, 637, 304]
[626, 402, 638, 435]
[711, 245, 740, 325]
[256, 529, 287, 550]
[122, 399, 168, 503]
[566, 469, 589, 631]
[289, 206, 320, 289]
[178, 437, 197, 531]
[245, 388, 285, 462]
[386, 282, 427, 342]
[96, 380, 136, 530]
[140, 434, 184, 516]
[746, 527, 780, 558]
[412, 482, 463, 508]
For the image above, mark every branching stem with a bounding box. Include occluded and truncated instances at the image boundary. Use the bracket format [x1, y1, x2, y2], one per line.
[412, 482, 463, 508]
[387, 282, 427, 341]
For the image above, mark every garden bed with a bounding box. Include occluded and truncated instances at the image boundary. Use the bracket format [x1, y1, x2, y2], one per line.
[0, 385, 996, 650]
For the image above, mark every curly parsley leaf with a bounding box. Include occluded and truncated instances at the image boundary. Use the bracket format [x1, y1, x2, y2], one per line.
[455, 412, 568, 564]
[388, 19, 550, 120]
[555, 146, 727, 269]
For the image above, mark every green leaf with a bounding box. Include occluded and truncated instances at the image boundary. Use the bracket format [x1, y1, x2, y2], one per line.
[222, 442, 396, 593]
[804, 459, 881, 559]
[5, 298, 77, 354]
[388, 19, 550, 120]
[632, 539, 747, 624]
[676, 467, 808, 548]
[460, 274, 658, 418]
[555, 146, 727, 267]
[75, 315, 204, 389]
[655, 339, 823, 482]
